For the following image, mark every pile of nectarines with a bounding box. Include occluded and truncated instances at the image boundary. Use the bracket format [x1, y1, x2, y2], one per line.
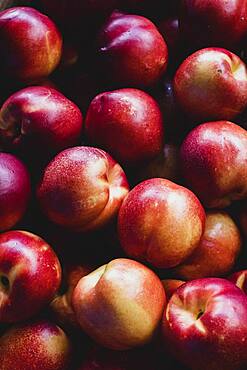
[0, 1, 247, 370]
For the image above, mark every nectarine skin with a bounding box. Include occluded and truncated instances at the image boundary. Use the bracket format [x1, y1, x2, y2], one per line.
[229, 270, 247, 295]
[162, 279, 185, 300]
[180, 121, 247, 208]
[50, 264, 94, 331]
[0, 320, 71, 370]
[162, 278, 247, 370]
[0, 230, 61, 323]
[174, 211, 242, 279]
[97, 12, 168, 87]
[118, 178, 205, 268]
[174, 48, 247, 121]
[72, 258, 166, 350]
[0, 7, 62, 81]
[180, 0, 247, 48]
[85, 88, 164, 165]
[37, 146, 129, 232]
[0, 153, 30, 231]
[0, 86, 83, 154]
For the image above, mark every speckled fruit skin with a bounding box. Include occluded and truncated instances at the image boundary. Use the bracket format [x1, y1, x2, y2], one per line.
[162, 278, 247, 370]
[0, 86, 83, 154]
[162, 279, 185, 300]
[174, 48, 247, 121]
[0, 7, 62, 82]
[118, 178, 205, 269]
[0, 230, 61, 323]
[180, 0, 247, 49]
[85, 89, 164, 166]
[174, 211, 242, 280]
[50, 264, 94, 331]
[180, 121, 247, 208]
[0, 153, 31, 231]
[97, 12, 168, 88]
[72, 258, 166, 350]
[37, 146, 129, 232]
[229, 270, 247, 294]
[0, 320, 71, 370]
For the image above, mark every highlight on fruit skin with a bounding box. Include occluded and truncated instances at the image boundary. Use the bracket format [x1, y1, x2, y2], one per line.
[0, 320, 72, 370]
[0, 2, 247, 369]
[97, 11, 169, 88]
[0, 230, 62, 323]
[0, 86, 83, 155]
[162, 278, 247, 370]
[85, 88, 164, 166]
[0, 6, 62, 81]
[180, 121, 247, 208]
[228, 270, 247, 295]
[37, 146, 129, 232]
[118, 178, 206, 269]
[72, 258, 166, 350]
[174, 48, 247, 122]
